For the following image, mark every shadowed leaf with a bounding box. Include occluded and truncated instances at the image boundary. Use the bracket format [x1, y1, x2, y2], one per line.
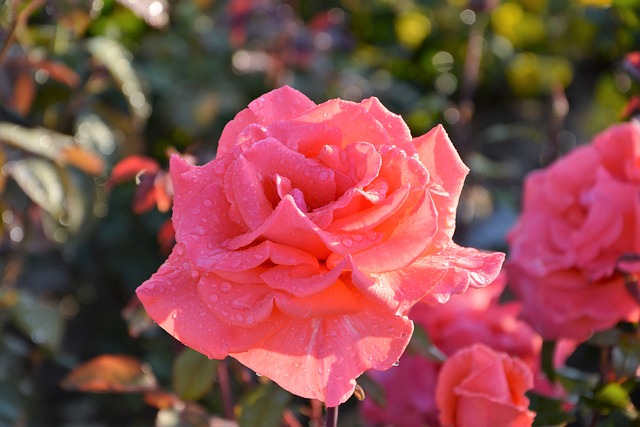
[236, 381, 291, 427]
[172, 347, 217, 401]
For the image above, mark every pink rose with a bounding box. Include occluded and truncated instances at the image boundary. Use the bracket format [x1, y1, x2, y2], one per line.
[362, 273, 559, 426]
[436, 344, 535, 427]
[136, 86, 504, 406]
[507, 122, 640, 340]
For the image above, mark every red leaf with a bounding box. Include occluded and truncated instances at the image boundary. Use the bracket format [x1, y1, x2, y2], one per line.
[61, 354, 158, 393]
[625, 51, 640, 81]
[108, 155, 160, 189]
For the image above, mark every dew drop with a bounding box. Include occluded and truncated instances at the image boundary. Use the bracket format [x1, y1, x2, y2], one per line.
[318, 171, 330, 181]
[329, 330, 338, 337]
[245, 315, 254, 325]
[175, 245, 184, 255]
[198, 323, 204, 330]
[209, 294, 219, 303]
[220, 282, 232, 293]
[203, 199, 213, 207]
[352, 234, 363, 242]
[342, 238, 354, 248]
[194, 226, 207, 235]
[393, 360, 400, 367]
[191, 270, 200, 279]
[221, 309, 229, 317]
[255, 372, 262, 377]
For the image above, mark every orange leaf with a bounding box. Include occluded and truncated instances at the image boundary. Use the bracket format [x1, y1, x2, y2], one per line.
[61, 354, 158, 393]
[10, 73, 36, 115]
[60, 146, 105, 175]
[143, 390, 178, 409]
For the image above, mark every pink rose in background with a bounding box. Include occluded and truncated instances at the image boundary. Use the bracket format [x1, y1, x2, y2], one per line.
[362, 273, 557, 426]
[507, 122, 640, 340]
[436, 344, 535, 427]
[136, 86, 504, 406]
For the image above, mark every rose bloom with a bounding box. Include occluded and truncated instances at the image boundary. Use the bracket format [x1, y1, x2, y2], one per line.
[362, 273, 561, 426]
[436, 344, 535, 427]
[136, 86, 504, 406]
[507, 122, 640, 341]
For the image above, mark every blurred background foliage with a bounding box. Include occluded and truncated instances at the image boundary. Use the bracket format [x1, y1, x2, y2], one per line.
[0, 0, 639, 426]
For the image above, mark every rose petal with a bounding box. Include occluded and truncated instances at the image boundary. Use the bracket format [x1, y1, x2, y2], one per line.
[360, 96, 414, 151]
[197, 272, 275, 327]
[418, 244, 505, 304]
[413, 125, 469, 247]
[231, 155, 275, 229]
[218, 86, 316, 155]
[170, 155, 244, 248]
[296, 99, 392, 149]
[136, 245, 286, 358]
[349, 190, 438, 273]
[193, 240, 318, 272]
[274, 279, 360, 318]
[242, 137, 337, 208]
[261, 257, 349, 297]
[266, 120, 342, 157]
[231, 295, 413, 407]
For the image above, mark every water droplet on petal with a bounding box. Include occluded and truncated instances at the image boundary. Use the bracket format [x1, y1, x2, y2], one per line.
[220, 282, 232, 293]
[203, 199, 213, 207]
[329, 330, 338, 337]
[393, 360, 400, 367]
[342, 238, 353, 248]
[209, 294, 219, 303]
[318, 171, 330, 181]
[175, 245, 184, 255]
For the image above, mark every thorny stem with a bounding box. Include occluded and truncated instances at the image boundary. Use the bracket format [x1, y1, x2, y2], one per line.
[324, 405, 338, 427]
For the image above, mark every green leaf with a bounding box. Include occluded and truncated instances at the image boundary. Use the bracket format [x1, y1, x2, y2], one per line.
[86, 37, 152, 127]
[6, 158, 65, 218]
[172, 347, 217, 401]
[542, 340, 557, 382]
[236, 381, 291, 427]
[407, 324, 447, 363]
[590, 383, 631, 411]
[5, 289, 65, 352]
[528, 392, 573, 426]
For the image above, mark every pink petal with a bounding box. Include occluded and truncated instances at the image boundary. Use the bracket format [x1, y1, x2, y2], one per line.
[231, 295, 413, 407]
[413, 125, 469, 247]
[231, 155, 274, 229]
[316, 142, 382, 197]
[217, 86, 316, 155]
[260, 257, 349, 297]
[417, 244, 505, 304]
[136, 245, 286, 358]
[197, 272, 276, 327]
[349, 190, 438, 273]
[242, 138, 337, 208]
[328, 184, 410, 232]
[352, 257, 448, 315]
[274, 279, 360, 318]
[360, 96, 414, 151]
[192, 240, 318, 272]
[223, 195, 331, 258]
[266, 120, 342, 157]
[296, 99, 392, 149]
